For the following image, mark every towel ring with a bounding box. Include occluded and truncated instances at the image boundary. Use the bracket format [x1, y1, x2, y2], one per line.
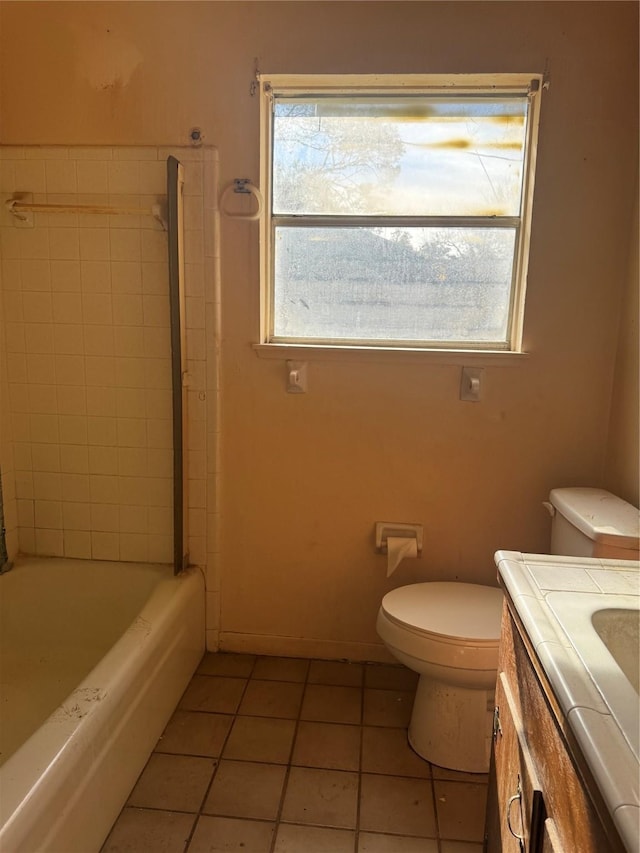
[220, 179, 263, 221]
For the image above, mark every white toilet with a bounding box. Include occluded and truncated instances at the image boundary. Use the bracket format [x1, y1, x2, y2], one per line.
[376, 486, 640, 773]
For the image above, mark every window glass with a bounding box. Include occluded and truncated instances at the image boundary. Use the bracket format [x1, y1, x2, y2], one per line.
[273, 97, 528, 217]
[274, 227, 516, 343]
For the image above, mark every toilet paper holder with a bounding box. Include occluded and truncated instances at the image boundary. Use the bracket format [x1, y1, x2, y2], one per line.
[375, 522, 423, 554]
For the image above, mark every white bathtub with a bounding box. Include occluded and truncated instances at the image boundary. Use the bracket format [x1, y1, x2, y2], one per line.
[0, 557, 205, 853]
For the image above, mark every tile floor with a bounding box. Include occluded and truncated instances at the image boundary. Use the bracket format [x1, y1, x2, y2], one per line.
[102, 654, 488, 853]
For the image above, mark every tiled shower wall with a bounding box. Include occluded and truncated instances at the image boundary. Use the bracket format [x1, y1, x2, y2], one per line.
[0, 145, 221, 645]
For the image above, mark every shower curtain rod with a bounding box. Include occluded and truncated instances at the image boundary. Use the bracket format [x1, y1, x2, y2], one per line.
[5, 197, 168, 230]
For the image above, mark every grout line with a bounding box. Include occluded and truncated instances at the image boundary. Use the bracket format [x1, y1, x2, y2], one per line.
[103, 653, 489, 852]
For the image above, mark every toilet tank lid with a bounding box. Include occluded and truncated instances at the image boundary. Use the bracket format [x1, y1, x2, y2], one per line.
[549, 487, 640, 548]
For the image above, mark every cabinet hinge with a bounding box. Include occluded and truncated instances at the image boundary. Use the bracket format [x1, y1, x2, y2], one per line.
[493, 705, 502, 740]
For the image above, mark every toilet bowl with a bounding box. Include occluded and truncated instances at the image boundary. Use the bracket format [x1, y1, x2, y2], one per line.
[376, 581, 503, 773]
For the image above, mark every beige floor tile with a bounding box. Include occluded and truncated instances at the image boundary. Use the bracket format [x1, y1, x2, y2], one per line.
[188, 815, 274, 853]
[358, 832, 439, 852]
[238, 679, 304, 718]
[359, 773, 437, 837]
[156, 710, 233, 757]
[203, 760, 287, 820]
[127, 753, 216, 812]
[223, 715, 296, 763]
[281, 766, 359, 829]
[101, 807, 195, 853]
[197, 652, 256, 678]
[292, 721, 361, 771]
[362, 688, 414, 728]
[179, 675, 246, 714]
[300, 683, 362, 724]
[440, 842, 484, 852]
[308, 660, 364, 687]
[364, 663, 418, 691]
[434, 780, 488, 842]
[361, 727, 430, 778]
[274, 823, 356, 853]
[252, 655, 309, 682]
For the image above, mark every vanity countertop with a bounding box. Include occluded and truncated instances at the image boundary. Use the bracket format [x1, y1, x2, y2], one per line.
[494, 551, 640, 853]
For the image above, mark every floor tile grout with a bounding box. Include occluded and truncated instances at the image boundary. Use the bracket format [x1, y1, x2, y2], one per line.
[103, 653, 487, 853]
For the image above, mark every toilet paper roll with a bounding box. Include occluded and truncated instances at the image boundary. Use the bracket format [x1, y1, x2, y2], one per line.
[387, 536, 418, 577]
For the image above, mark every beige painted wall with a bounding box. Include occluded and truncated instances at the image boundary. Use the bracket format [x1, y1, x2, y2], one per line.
[605, 181, 639, 507]
[1, 2, 638, 658]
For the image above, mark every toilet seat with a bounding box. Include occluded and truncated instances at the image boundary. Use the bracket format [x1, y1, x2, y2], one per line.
[381, 582, 503, 646]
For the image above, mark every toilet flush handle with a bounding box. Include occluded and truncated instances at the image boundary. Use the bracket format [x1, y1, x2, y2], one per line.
[542, 501, 555, 518]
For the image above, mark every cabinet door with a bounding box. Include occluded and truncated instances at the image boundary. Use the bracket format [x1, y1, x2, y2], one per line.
[485, 672, 545, 853]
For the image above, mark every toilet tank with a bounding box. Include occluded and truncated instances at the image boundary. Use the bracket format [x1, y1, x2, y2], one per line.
[548, 487, 640, 560]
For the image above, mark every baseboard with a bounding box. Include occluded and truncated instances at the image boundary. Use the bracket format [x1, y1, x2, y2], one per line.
[218, 631, 395, 664]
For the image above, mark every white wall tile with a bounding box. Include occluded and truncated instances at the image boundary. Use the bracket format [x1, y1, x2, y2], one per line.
[85, 355, 116, 387]
[49, 227, 80, 260]
[79, 228, 110, 261]
[87, 416, 117, 446]
[113, 293, 143, 325]
[35, 528, 64, 557]
[57, 386, 86, 415]
[84, 325, 114, 357]
[91, 531, 119, 560]
[60, 444, 89, 474]
[80, 260, 111, 292]
[111, 261, 142, 293]
[28, 384, 57, 413]
[25, 323, 54, 353]
[63, 501, 91, 531]
[55, 354, 86, 386]
[86, 386, 117, 416]
[108, 161, 140, 194]
[58, 414, 88, 445]
[88, 445, 118, 475]
[31, 443, 60, 472]
[30, 413, 59, 443]
[64, 530, 92, 558]
[89, 474, 119, 504]
[114, 327, 144, 357]
[120, 533, 148, 562]
[61, 473, 90, 502]
[90, 503, 119, 532]
[76, 161, 109, 194]
[15, 160, 47, 193]
[21, 259, 51, 291]
[119, 504, 148, 533]
[35, 499, 62, 529]
[51, 260, 81, 291]
[110, 229, 141, 262]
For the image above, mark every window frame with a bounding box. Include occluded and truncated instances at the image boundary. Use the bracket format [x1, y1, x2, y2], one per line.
[258, 73, 543, 355]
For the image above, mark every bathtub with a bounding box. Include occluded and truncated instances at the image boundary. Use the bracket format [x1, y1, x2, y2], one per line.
[0, 556, 205, 853]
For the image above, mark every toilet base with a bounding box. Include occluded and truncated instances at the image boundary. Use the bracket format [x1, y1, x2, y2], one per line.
[408, 673, 495, 773]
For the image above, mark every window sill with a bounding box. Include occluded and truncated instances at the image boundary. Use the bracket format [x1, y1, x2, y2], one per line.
[252, 343, 529, 366]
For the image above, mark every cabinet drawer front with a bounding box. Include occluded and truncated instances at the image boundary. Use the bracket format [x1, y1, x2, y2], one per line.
[492, 671, 545, 852]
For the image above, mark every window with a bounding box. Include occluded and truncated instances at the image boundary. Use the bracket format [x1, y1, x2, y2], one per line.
[259, 74, 543, 352]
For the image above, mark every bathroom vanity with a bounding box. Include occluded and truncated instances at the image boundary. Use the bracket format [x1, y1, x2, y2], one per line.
[484, 552, 639, 853]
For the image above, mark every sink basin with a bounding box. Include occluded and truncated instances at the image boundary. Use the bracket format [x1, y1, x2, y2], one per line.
[546, 592, 639, 759]
[592, 608, 640, 693]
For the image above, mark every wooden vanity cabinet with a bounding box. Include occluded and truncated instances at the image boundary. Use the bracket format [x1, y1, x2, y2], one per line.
[484, 600, 624, 853]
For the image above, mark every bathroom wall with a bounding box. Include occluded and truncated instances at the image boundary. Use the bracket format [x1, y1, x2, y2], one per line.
[605, 179, 639, 507]
[0, 144, 222, 645]
[0, 2, 637, 659]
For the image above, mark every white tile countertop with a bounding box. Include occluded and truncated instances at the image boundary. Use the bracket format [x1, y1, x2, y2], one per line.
[494, 551, 640, 853]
